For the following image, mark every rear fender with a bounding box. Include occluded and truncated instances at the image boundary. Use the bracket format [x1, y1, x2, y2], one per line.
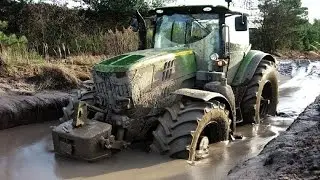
[232, 50, 277, 86]
[173, 88, 236, 131]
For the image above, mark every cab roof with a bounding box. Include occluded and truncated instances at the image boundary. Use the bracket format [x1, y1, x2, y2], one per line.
[153, 5, 249, 16]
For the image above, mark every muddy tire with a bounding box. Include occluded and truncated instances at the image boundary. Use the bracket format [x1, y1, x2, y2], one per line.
[241, 59, 278, 124]
[150, 100, 231, 161]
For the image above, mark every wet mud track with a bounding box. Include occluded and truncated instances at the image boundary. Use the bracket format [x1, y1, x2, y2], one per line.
[1, 60, 320, 180]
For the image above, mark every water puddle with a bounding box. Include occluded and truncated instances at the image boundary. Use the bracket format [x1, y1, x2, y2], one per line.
[0, 60, 320, 180]
[278, 60, 320, 119]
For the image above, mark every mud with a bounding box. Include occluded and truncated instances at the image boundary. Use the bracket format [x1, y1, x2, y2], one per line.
[277, 59, 320, 119]
[227, 59, 320, 179]
[0, 92, 69, 130]
[0, 59, 319, 180]
[0, 77, 36, 95]
[0, 116, 291, 180]
[228, 96, 320, 180]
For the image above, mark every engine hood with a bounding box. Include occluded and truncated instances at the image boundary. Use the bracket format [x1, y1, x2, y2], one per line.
[94, 47, 194, 72]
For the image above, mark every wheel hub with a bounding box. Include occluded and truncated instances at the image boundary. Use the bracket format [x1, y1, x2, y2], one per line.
[260, 96, 271, 117]
[195, 136, 209, 159]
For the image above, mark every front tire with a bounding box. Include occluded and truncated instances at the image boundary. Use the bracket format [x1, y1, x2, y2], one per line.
[150, 100, 231, 162]
[241, 60, 279, 124]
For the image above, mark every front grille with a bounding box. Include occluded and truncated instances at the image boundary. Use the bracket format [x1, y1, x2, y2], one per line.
[93, 71, 131, 107]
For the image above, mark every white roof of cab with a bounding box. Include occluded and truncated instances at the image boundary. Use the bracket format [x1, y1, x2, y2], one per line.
[164, 0, 250, 15]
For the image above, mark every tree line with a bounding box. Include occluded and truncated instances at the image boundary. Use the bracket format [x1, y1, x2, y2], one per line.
[1, 0, 320, 59]
[251, 0, 320, 53]
[0, 0, 170, 58]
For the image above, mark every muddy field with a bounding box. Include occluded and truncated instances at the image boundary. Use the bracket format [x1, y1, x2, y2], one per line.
[0, 59, 319, 180]
[228, 96, 320, 180]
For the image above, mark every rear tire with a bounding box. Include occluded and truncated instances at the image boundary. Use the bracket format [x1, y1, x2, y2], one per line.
[151, 100, 231, 161]
[241, 60, 278, 124]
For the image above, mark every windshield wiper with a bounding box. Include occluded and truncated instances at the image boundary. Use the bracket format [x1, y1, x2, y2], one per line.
[187, 14, 211, 35]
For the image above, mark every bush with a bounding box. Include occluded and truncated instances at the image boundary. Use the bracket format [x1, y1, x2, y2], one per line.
[9, 3, 137, 57]
[104, 28, 139, 56]
[35, 64, 80, 90]
[0, 20, 43, 66]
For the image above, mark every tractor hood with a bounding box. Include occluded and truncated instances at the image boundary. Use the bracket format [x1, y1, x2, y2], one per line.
[94, 47, 194, 72]
[92, 47, 197, 117]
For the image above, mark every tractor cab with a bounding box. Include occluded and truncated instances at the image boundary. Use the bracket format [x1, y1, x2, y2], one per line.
[153, 6, 222, 72]
[139, 4, 251, 83]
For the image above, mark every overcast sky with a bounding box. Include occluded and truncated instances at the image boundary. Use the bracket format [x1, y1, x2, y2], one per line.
[169, 0, 320, 22]
[302, 0, 320, 21]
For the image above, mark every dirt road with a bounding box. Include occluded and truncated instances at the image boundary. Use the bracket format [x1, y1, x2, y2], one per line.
[0, 60, 319, 180]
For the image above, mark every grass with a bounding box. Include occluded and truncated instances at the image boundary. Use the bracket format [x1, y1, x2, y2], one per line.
[0, 56, 102, 91]
[0, 28, 141, 91]
[0, 48, 103, 91]
[104, 28, 139, 56]
[35, 28, 139, 59]
[34, 64, 80, 90]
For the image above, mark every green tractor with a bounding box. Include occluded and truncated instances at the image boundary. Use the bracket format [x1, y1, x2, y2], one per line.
[52, 1, 278, 164]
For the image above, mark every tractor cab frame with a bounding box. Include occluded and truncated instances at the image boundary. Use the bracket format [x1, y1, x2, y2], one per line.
[137, 5, 251, 84]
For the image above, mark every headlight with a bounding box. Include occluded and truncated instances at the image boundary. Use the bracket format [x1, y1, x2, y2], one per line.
[210, 53, 219, 61]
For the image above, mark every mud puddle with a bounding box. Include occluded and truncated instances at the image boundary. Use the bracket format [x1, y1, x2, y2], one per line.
[277, 60, 320, 119]
[1, 60, 320, 180]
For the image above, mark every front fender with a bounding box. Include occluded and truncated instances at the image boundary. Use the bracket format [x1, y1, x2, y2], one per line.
[173, 88, 236, 131]
[173, 88, 226, 102]
[232, 50, 277, 86]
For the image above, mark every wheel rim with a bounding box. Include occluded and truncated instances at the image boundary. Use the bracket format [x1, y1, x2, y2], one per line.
[260, 97, 270, 117]
[195, 136, 209, 159]
[187, 120, 214, 164]
[259, 81, 273, 119]
[187, 104, 230, 164]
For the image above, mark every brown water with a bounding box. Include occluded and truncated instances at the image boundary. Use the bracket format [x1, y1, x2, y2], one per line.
[1, 60, 320, 180]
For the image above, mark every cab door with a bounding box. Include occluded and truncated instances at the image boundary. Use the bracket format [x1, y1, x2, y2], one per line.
[225, 15, 250, 83]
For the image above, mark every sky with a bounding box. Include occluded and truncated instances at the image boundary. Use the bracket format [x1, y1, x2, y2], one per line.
[302, 0, 320, 22]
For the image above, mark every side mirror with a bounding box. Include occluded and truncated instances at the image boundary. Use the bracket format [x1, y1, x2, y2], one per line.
[235, 15, 248, 31]
[130, 17, 139, 32]
[136, 10, 147, 50]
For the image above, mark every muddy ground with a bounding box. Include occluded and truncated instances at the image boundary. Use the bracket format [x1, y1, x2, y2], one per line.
[0, 59, 319, 180]
[274, 51, 320, 60]
[0, 79, 93, 130]
[228, 96, 320, 180]
[0, 92, 69, 130]
[228, 60, 320, 179]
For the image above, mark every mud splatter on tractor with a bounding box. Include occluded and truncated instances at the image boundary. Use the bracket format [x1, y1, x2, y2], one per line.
[52, 1, 278, 164]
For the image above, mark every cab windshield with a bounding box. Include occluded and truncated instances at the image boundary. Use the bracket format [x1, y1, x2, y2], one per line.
[154, 13, 220, 50]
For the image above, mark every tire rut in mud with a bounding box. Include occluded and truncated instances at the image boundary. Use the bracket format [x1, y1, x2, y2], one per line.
[0, 92, 69, 130]
[228, 95, 320, 180]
